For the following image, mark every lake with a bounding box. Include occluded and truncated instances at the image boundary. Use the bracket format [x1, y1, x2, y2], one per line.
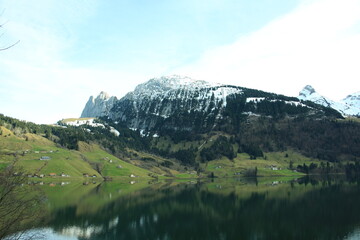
[6, 176, 360, 240]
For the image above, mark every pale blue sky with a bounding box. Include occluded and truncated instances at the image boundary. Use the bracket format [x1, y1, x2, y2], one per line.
[0, 0, 359, 123]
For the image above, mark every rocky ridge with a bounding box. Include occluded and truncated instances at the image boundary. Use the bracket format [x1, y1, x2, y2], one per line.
[81, 91, 117, 118]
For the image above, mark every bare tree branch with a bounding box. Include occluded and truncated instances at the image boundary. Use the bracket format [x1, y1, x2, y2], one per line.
[0, 40, 19, 51]
[0, 9, 19, 51]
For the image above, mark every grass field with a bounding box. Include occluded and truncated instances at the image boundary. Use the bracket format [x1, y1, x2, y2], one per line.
[78, 142, 153, 178]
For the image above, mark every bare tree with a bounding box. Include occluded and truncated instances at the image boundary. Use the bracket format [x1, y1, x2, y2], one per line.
[0, 10, 19, 51]
[0, 162, 45, 240]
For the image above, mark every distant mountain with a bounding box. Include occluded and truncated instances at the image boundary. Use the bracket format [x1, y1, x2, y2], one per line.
[81, 91, 117, 118]
[342, 92, 360, 116]
[298, 85, 360, 116]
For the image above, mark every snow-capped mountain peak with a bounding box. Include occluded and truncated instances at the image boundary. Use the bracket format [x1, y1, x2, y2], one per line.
[343, 92, 360, 105]
[131, 75, 220, 97]
[298, 86, 360, 116]
[299, 85, 316, 98]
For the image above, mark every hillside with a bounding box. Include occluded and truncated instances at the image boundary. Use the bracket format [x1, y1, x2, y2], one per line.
[0, 126, 154, 179]
[0, 114, 192, 179]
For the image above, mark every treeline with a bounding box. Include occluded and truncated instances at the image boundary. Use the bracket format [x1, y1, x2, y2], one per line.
[150, 146, 196, 166]
[295, 162, 360, 179]
[0, 114, 52, 135]
[200, 136, 235, 162]
[0, 114, 150, 154]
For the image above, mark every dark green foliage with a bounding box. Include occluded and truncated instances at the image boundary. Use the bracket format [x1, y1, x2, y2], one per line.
[345, 162, 360, 179]
[171, 149, 196, 166]
[200, 136, 235, 162]
[141, 157, 156, 162]
[162, 130, 202, 144]
[231, 117, 360, 162]
[243, 167, 258, 177]
[51, 127, 88, 150]
[238, 144, 263, 159]
[160, 160, 174, 168]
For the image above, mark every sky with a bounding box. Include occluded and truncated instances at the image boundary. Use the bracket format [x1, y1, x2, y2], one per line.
[0, 0, 359, 124]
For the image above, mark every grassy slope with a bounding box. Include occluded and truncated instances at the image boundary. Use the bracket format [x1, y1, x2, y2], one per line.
[0, 130, 99, 177]
[78, 142, 153, 178]
[0, 127, 153, 179]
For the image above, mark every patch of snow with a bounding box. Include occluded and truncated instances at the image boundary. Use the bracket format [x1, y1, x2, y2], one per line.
[246, 97, 265, 103]
[110, 127, 120, 136]
[63, 118, 106, 128]
[243, 112, 261, 117]
[140, 130, 148, 137]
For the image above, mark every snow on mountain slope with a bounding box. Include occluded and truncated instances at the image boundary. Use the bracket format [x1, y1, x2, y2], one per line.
[109, 75, 243, 130]
[81, 91, 117, 118]
[127, 75, 241, 104]
[298, 85, 360, 116]
[118, 75, 242, 116]
[341, 92, 360, 116]
[60, 118, 120, 136]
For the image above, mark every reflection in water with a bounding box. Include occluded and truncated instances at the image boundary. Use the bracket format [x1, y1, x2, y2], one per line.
[15, 177, 360, 240]
[0, 167, 46, 240]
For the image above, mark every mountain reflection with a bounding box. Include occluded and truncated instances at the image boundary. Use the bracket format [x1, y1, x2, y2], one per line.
[24, 178, 360, 240]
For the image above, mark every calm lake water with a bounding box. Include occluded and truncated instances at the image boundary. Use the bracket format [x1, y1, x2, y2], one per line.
[8, 177, 360, 240]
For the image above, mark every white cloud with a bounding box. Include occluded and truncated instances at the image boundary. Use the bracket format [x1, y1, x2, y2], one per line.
[175, 0, 360, 100]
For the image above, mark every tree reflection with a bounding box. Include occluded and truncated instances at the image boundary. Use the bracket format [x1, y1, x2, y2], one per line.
[0, 164, 45, 240]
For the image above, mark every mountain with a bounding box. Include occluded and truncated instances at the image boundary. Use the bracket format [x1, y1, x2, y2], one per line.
[341, 92, 360, 116]
[109, 75, 243, 132]
[81, 91, 117, 118]
[80, 76, 360, 165]
[298, 85, 360, 116]
[102, 75, 341, 134]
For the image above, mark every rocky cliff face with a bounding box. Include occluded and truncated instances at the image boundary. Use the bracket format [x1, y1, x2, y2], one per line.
[80, 91, 117, 118]
[298, 85, 360, 116]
